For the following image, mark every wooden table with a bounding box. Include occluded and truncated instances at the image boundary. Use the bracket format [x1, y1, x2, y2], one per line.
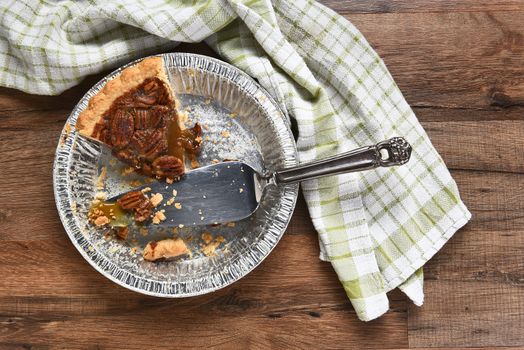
[1, 1, 523, 349]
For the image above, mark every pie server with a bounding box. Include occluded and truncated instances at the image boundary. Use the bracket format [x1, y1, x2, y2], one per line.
[109, 137, 412, 227]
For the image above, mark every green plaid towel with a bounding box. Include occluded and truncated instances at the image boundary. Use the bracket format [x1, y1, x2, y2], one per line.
[0, 0, 470, 321]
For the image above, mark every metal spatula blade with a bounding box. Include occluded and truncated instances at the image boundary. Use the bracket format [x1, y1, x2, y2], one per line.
[109, 162, 266, 227]
[108, 137, 412, 227]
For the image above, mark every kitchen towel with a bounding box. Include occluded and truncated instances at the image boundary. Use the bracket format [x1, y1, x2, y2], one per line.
[0, 0, 471, 321]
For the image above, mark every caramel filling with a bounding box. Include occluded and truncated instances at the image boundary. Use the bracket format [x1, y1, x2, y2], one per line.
[88, 201, 129, 227]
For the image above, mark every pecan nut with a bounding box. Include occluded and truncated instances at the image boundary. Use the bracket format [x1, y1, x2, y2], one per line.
[110, 109, 134, 148]
[116, 78, 167, 108]
[141, 78, 170, 105]
[131, 128, 168, 161]
[115, 227, 129, 240]
[117, 191, 147, 210]
[152, 155, 185, 178]
[134, 199, 153, 223]
[134, 94, 157, 106]
[133, 107, 167, 129]
[178, 123, 202, 155]
[113, 148, 139, 167]
[117, 191, 153, 223]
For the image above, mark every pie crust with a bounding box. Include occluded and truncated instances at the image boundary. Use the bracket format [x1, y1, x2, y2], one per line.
[76, 57, 175, 137]
[143, 238, 190, 261]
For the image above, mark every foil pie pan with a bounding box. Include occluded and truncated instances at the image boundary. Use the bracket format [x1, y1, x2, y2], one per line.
[53, 53, 299, 297]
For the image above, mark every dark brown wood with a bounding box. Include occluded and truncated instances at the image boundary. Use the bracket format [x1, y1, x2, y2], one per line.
[320, 0, 523, 14]
[0, 235, 407, 349]
[348, 11, 524, 112]
[1, 3, 524, 349]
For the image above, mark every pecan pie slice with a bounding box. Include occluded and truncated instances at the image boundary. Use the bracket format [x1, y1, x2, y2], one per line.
[76, 56, 201, 181]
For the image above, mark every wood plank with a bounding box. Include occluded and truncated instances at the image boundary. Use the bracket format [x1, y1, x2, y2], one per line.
[0, 307, 404, 350]
[346, 11, 524, 112]
[408, 202, 523, 347]
[1, 13, 523, 123]
[413, 105, 524, 123]
[422, 120, 524, 174]
[452, 170, 524, 232]
[320, 0, 523, 14]
[2, 117, 524, 240]
[423, 229, 523, 285]
[409, 280, 523, 347]
[2, 13, 523, 124]
[0, 233, 406, 311]
[388, 348, 523, 350]
[2, 9, 524, 348]
[0, 234, 408, 349]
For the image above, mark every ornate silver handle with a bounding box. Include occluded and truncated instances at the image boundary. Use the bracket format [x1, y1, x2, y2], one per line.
[274, 137, 412, 184]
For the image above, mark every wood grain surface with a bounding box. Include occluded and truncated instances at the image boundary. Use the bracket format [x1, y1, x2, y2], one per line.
[1, 1, 523, 349]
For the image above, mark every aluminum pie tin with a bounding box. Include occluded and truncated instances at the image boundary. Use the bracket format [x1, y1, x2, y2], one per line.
[53, 53, 298, 297]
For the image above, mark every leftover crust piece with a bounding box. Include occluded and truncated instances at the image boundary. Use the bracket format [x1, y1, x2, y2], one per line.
[143, 238, 189, 261]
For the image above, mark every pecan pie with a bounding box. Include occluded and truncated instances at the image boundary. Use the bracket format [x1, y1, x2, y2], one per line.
[76, 56, 201, 181]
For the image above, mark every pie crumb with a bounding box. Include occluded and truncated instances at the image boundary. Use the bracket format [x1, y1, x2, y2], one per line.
[221, 130, 230, 138]
[166, 197, 175, 205]
[211, 159, 220, 164]
[141, 187, 151, 193]
[172, 189, 177, 197]
[121, 167, 135, 176]
[115, 227, 129, 240]
[129, 179, 142, 187]
[179, 110, 189, 124]
[201, 235, 226, 257]
[201, 232, 212, 244]
[166, 177, 174, 184]
[97, 167, 107, 190]
[152, 210, 166, 224]
[174, 202, 182, 210]
[191, 159, 200, 169]
[94, 215, 110, 227]
[150, 193, 163, 207]
[95, 191, 107, 201]
[60, 123, 71, 146]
